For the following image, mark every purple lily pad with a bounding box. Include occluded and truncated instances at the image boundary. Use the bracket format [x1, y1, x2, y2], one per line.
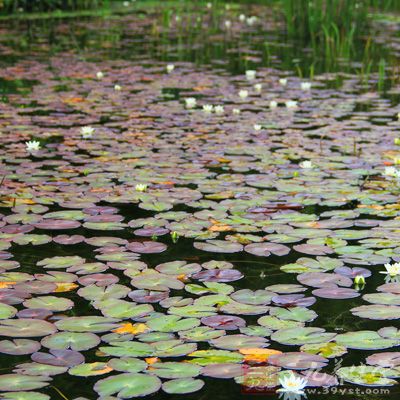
[312, 287, 360, 299]
[201, 363, 245, 378]
[268, 352, 328, 370]
[31, 349, 85, 367]
[128, 290, 169, 303]
[126, 241, 167, 253]
[192, 269, 243, 282]
[201, 315, 246, 330]
[34, 219, 81, 230]
[297, 272, 352, 288]
[272, 294, 316, 307]
[334, 266, 371, 278]
[53, 235, 85, 245]
[134, 227, 169, 237]
[244, 243, 290, 257]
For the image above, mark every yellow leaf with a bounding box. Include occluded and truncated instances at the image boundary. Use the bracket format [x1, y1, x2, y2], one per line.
[217, 158, 231, 163]
[239, 348, 282, 363]
[209, 224, 233, 232]
[177, 274, 188, 282]
[85, 362, 113, 375]
[0, 281, 16, 289]
[112, 322, 149, 335]
[145, 357, 160, 365]
[54, 282, 79, 293]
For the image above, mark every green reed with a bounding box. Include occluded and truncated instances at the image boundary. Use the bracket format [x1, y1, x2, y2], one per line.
[0, 0, 110, 14]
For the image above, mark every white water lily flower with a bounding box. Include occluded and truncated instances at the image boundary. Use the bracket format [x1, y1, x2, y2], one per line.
[279, 78, 288, 86]
[277, 373, 307, 395]
[299, 160, 314, 169]
[239, 90, 248, 99]
[81, 126, 95, 138]
[239, 14, 246, 22]
[206, 2, 212, 9]
[203, 104, 214, 114]
[384, 166, 400, 178]
[380, 263, 400, 277]
[214, 105, 224, 115]
[285, 100, 298, 109]
[232, 108, 241, 114]
[114, 84, 121, 91]
[246, 16, 257, 26]
[397, 112, 400, 120]
[135, 183, 148, 192]
[254, 83, 262, 93]
[185, 97, 197, 109]
[301, 82, 312, 90]
[96, 71, 104, 79]
[254, 124, 262, 131]
[166, 64, 175, 73]
[270, 100, 278, 108]
[123, 1, 129, 6]
[246, 70, 256, 81]
[26, 140, 41, 152]
[224, 20, 232, 29]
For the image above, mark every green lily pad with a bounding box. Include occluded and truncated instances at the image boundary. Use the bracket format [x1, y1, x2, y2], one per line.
[300, 342, 347, 358]
[0, 304, 17, 319]
[0, 319, 56, 338]
[41, 332, 100, 351]
[69, 362, 112, 377]
[148, 362, 201, 379]
[337, 365, 399, 386]
[188, 350, 243, 366]
[23, 296, 74, 312]
[0, 339, 40, 355]
[13, 362, 67, 376]
[179, 326, 225, 341]
[94, 373, 161, 398]
[146, 315, 200, 332]
[168, 305, 217, 318]
[162, 378, 204, 394]
[271, 327, 336, 345]
[0, 375, 51, 391]
[185, 282, 234, 295]
[108, 358, 147, 373]
[0, 392, 50, 400]
[54, 317, 119, 333]
[269, 306, 317, 322]
[100, 341, 154, 357]
[257, 315, 304, 330]
[336, 331, 400, 350]
[350, 305, 400, 320]
[363, 293, 400, 305]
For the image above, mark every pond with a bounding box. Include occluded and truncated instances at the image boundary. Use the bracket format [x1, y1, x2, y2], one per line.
[0, 1, 400, 399]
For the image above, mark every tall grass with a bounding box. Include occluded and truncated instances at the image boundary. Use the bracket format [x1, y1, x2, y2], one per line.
[281, 0, 367, 46]
[0, 0, 109, 14]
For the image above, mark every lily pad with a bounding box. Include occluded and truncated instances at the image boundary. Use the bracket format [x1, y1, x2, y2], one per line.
[94, 373, 161, 398]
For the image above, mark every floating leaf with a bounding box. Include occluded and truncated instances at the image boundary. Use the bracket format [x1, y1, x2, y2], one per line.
[162, 378, 204, 394]
[94, 373, 161, 398]
[336, 331, 400, 350]
[271, 327, 336, 345]
[0, 339, 41, 355]
[0, 375, 51, 391]
[0, 319, 56, 337]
